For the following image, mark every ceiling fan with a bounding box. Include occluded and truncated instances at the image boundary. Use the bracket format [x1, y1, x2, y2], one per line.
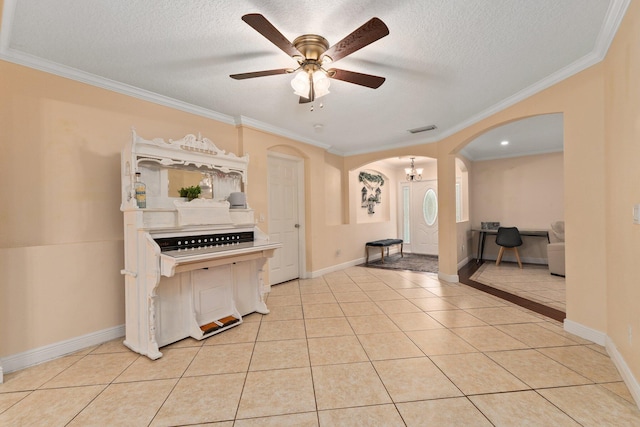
[230, 14, 389, 103]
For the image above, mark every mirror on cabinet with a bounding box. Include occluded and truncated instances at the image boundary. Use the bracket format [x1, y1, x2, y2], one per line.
[168, 169, 212, 199]
[166, 169, 242, 201]
[121, 131, 249, 211]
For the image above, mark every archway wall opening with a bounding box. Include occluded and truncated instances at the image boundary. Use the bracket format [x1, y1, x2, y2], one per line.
[440, 64, 606, 335]
[345, 62, 606, 333]
[459, 114, 564, 265]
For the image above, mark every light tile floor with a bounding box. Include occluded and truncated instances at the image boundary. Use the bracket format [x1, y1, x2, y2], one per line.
[470, 262, 566, 311]
[1, 266, 639, 426]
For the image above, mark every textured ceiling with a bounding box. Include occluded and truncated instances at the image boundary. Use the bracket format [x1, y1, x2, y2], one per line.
[0, 0, 629, 158]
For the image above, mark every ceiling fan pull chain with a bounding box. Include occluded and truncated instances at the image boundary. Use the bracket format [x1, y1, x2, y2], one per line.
[307, 72, 315, 102]
[309, 102, 324, 112]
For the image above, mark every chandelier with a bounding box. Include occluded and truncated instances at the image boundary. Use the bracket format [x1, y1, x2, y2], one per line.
[405, 157, 423, 181]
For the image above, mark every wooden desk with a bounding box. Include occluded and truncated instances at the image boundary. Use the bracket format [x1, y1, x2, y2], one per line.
[473, 228, 549, 263]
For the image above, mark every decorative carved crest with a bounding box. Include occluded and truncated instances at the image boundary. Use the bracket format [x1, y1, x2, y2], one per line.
[130, 130, 248, 163]
[169, 133, 224, 155]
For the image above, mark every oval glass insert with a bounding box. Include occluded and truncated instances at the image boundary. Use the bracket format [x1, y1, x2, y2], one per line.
[423, 188, 438, 226]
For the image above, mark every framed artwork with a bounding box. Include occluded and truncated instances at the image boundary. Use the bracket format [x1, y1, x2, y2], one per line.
[359, 170, 385, 214]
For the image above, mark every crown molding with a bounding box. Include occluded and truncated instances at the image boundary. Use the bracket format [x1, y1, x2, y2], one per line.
[340, 0, 631, 158]
[594, 0, 632, 59]
[0, 48, 237, 125]
[0, 42, 333, 153]
[236, 116, 332, 150]
[2, 0, 234, 123]
[1, 0, 630, 159]
[342, 46, 606, 158]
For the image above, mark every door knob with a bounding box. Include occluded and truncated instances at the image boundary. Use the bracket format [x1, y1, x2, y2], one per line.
[294, 224, 300, 228]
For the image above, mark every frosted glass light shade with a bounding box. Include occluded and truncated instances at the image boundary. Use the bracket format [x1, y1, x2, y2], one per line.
[291, 71, 310, 97]
[291, 70, 330, 99]
[313, 71, 330, 98]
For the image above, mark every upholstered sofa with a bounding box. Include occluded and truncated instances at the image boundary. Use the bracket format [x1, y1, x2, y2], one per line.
[547, 221, 565, 276]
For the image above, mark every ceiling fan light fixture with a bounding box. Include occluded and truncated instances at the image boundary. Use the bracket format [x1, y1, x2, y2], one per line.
[233, 15, 388, 103]
[290, 69, 330, 100]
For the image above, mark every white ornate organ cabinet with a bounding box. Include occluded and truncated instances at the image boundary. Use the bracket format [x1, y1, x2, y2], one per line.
[120, 131, 280, 360]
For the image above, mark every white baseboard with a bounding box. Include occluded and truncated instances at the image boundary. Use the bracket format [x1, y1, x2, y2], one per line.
[308, 247, 403, 278]
[606, 337, 640, 409]
[310, 257, 366, 278]
[563, 319, 607, 345]
[564, 319, 640, 410]
[438, 272, 459, 283]
[0, 325, 125, 376]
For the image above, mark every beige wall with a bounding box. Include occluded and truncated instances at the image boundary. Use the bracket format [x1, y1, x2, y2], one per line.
[603, 0, 640, 381]
[469, 152, 564, 262]
[0, 60, 238, 356]
[1, 2, 639, 389]
[324, 153, 345, 226]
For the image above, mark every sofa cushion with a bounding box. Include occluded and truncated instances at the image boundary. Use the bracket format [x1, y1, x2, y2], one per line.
[547, 242, 565, 276]
[550, 221, 565, 242]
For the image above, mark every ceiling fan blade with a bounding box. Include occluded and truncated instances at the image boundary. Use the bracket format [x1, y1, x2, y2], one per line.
[322, 18, 389, 63]
[230, 68, 293, 79]
[329, 69, 386, 89]
[299, 97, 312, 104]
[241, 14, 301, 57]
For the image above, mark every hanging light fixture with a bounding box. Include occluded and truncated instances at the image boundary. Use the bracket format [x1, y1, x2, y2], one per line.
[291, 68, 330, 101]
[287, 34, 334, 103]
[405, 157, 423, 181]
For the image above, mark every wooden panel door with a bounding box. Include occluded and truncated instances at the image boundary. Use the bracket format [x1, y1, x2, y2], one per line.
[268, 155, 301, 284]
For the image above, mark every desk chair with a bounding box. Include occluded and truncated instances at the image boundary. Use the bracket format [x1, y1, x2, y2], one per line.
[495, 227, 523, 268]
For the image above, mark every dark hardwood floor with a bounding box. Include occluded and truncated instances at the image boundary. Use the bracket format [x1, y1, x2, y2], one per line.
[458, 261, 566, 322]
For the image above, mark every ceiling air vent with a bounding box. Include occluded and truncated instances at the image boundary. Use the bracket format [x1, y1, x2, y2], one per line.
[408, 124, 437, 134]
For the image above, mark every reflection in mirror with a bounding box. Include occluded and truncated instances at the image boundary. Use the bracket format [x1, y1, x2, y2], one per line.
[167, 168, 242, 201]
[168, 169, 211, 198]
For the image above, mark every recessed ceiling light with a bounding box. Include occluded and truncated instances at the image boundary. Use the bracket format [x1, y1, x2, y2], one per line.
[501, 140, 509, 146]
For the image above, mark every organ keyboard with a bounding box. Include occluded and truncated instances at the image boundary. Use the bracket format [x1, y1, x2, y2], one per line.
[121, 131, 281, 360]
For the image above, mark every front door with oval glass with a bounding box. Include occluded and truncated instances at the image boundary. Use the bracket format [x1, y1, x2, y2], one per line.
[409, 180, 438, 255]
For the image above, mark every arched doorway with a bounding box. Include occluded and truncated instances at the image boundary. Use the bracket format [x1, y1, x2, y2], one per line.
[267, 150, 306, 285]
[456, 113, 565, 315]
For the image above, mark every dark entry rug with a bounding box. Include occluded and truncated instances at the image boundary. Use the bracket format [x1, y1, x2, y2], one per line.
[362, 253, 439, 273]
